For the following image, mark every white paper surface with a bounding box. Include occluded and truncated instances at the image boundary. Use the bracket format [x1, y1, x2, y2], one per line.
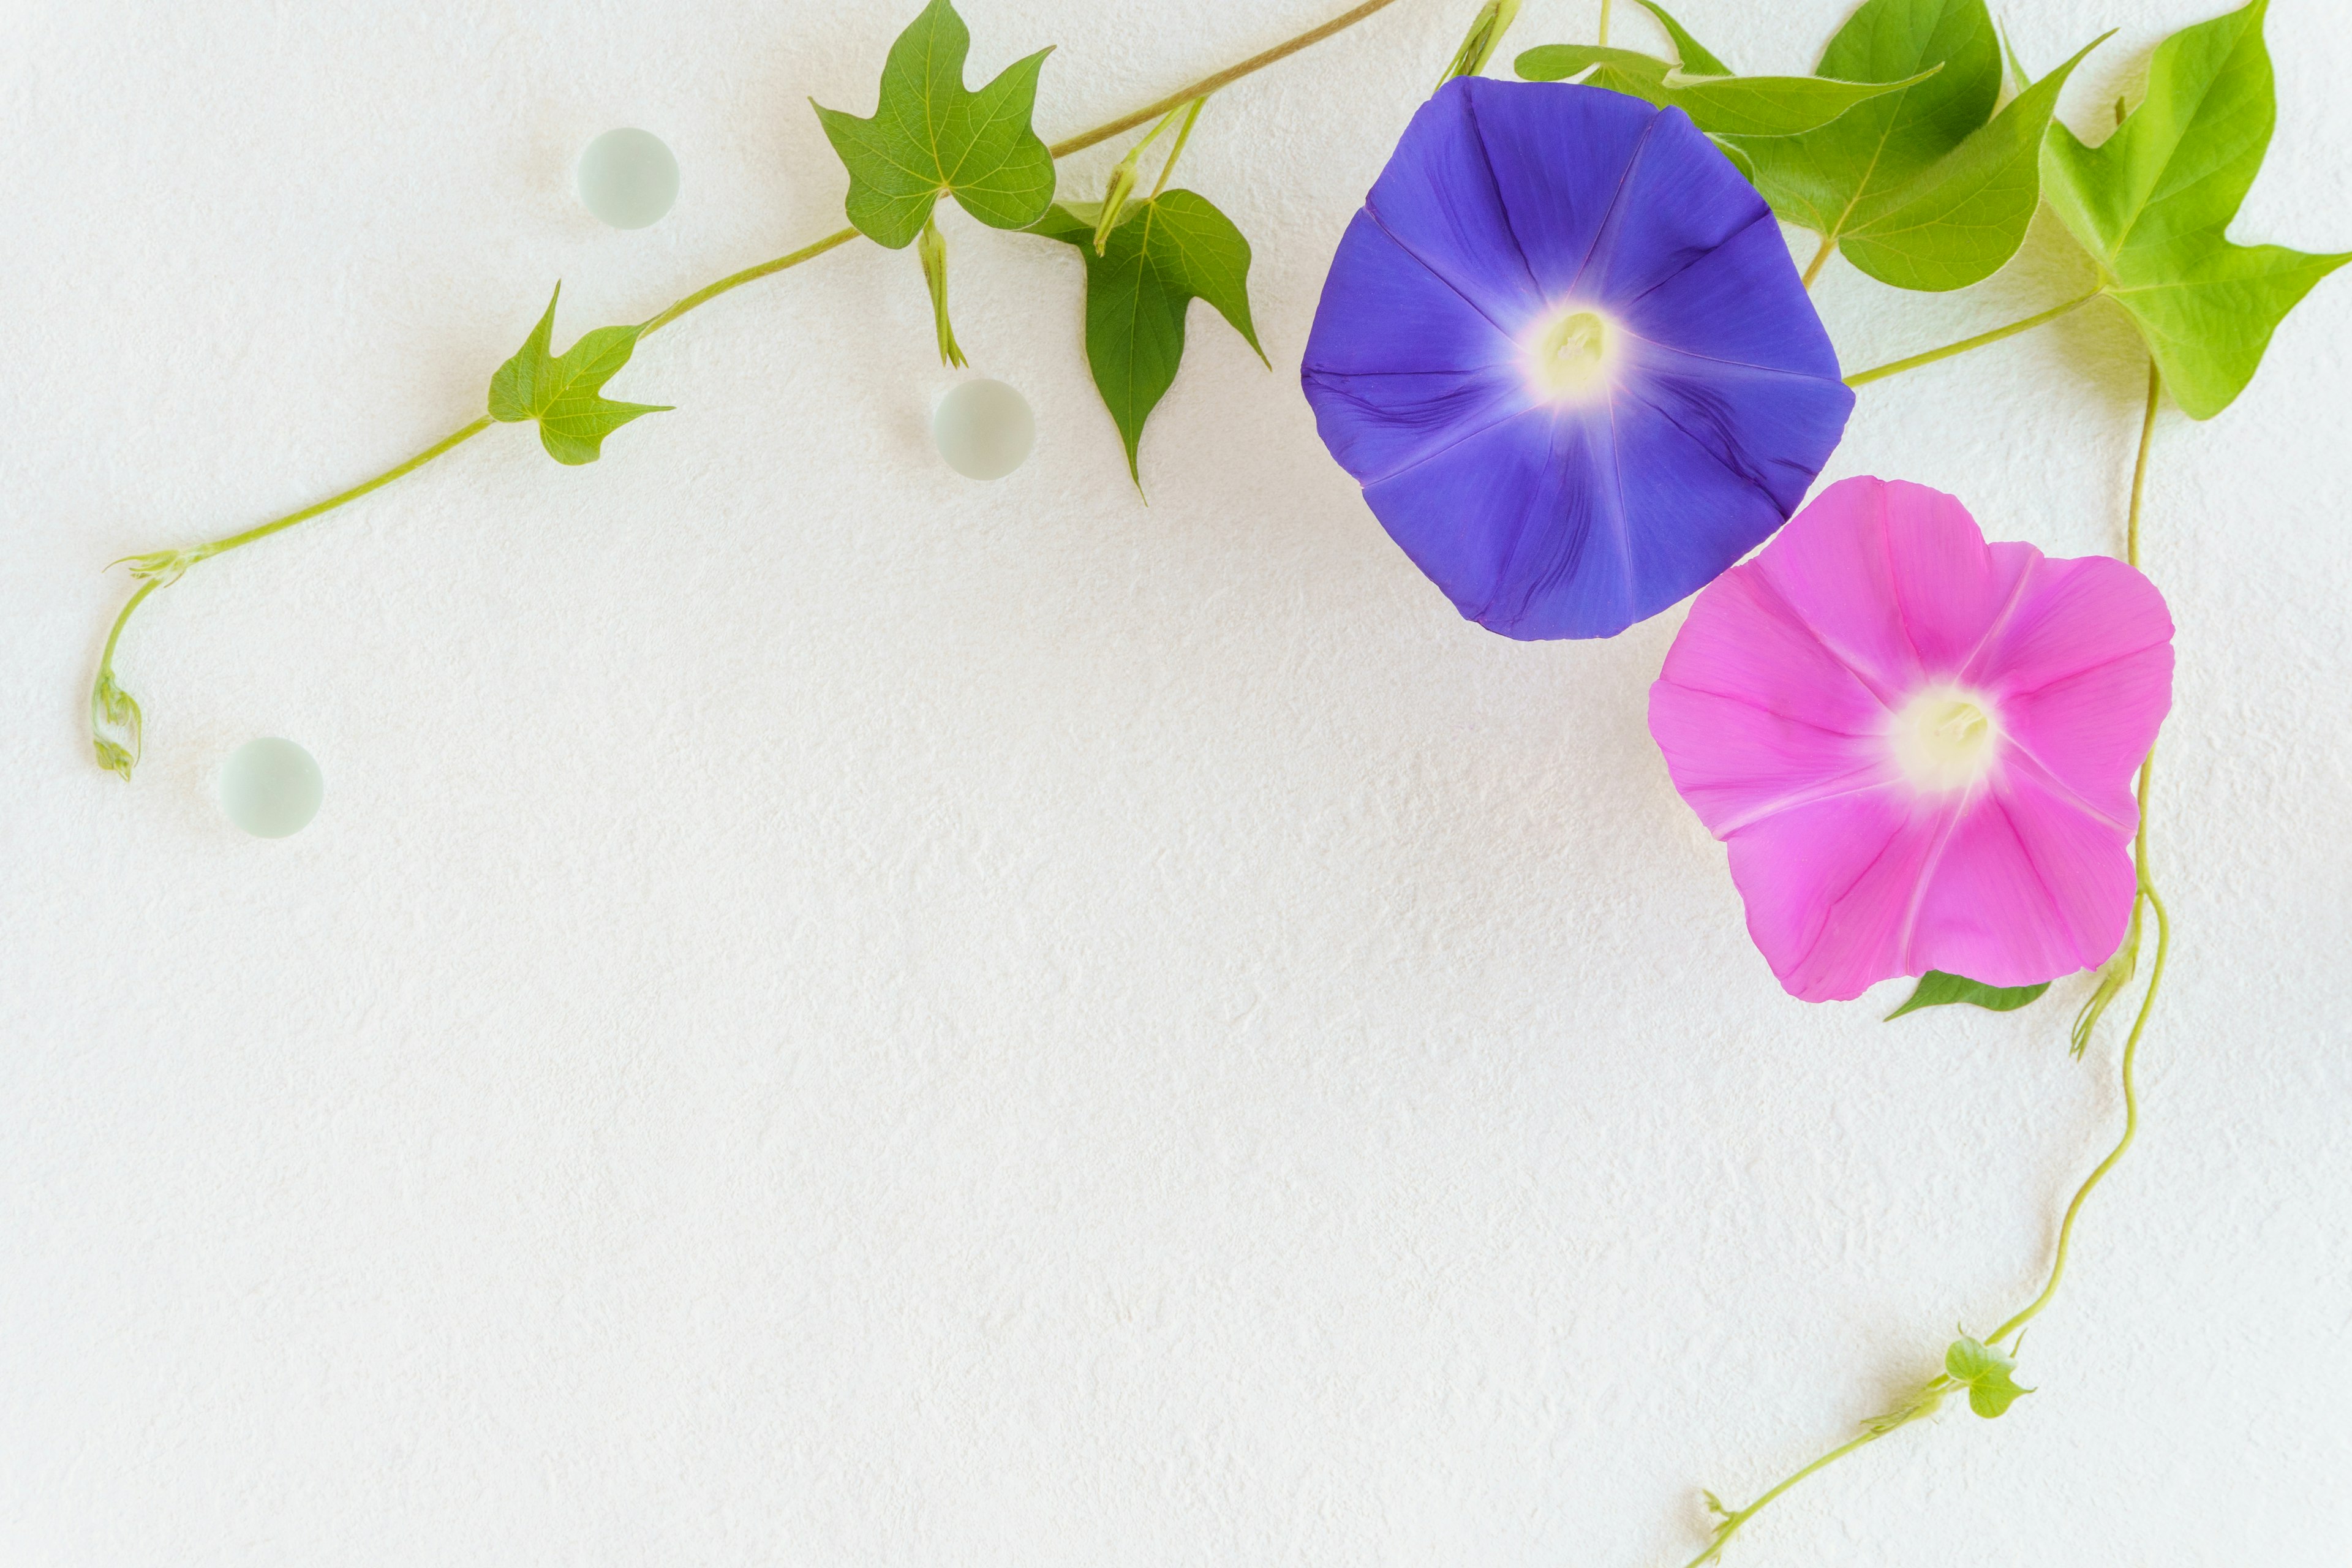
[4, 1, 2349, 1562]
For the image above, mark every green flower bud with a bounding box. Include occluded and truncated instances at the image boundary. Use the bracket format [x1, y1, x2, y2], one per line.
[918, 215, 967, 370]
[1437, 0, 1521, 88]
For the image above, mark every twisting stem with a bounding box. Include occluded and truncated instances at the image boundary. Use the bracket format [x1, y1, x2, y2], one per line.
[1599, 0, 1614, 47]
[1989, 761, 2166, 1347]
[1679, 1393, 1938, 1568]
[1679, 360, 2172, 1565]
[1844, 291, 2101, 387]
[86, 417, 494, 769]
[1800, 234, 1835, 289]
[1987, 360, 2168, 1347]
[88, 0, 1405, 777]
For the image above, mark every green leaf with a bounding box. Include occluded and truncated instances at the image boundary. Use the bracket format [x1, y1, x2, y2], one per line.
[487, 284, 671, 466]
[1031, 190, 1267, 488]
[1666, 69, 1938, 139]
[812, 0, 1056, 250]
[1513, 44, 1669, 88]
[1733, 0, 2003, 241]
[1634, 0, 1729, 77]
[2041, 0, 2350, 418]
[1945, 1335, 2032, 1418]
[1999, 23, 2032, 94]
[1885, 970, 2051, 1020]
[1513, 45, 1928, 139]
[1833, 36, 2103, 290]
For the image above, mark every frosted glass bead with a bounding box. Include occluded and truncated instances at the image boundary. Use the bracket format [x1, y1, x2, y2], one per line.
[221, 737, 323, 839]
[578, 128, 679, 229]
[933, 379, 1035, 480]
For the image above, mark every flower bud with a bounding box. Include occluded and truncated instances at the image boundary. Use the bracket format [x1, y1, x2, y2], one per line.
[918, 215, 967, 369]
[1093, 153, 1143, 255]
[1437, 0, 1521, 88]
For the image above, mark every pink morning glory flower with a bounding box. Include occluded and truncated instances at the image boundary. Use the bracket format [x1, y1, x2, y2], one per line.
[1648, 477, 2174, 1003]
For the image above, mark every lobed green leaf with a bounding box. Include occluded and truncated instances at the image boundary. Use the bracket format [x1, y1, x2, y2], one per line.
[1733, 0, 2002, 241]
[1834, 36, 2103, 291]
[1634, 0, 1730, 76]
[2041, 0, 2349, 418]
[1031, 190, 1266, 488]
[1945, 1335, 2032, 1417]
[812, 0, 1056, 250]
[488, 285, 671, 466]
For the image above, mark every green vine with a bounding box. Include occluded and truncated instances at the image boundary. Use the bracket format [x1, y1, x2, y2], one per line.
[1685, 360, 2173, 1566]
[85, 0, 1408, 781]
[69, 3, 2342, 1564]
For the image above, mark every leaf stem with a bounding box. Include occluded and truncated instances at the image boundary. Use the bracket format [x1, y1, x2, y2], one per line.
[1679, 1382, 1950, 1568]
[87, 416, 493, 771]
[89, 0, 1404, 777]
[1843, 290, 2100, 387]
[1988, 766, 2165, 1349]
[1048, 0, 1406, 157]
[639, 225, 861, 337]
[2126, 356, 2160, 570]
[1148, 97, 1210, 201]
[1801, 234, 1835, 288]
[198, 417, 495, 560]
[1986, 361, 2167, 1348]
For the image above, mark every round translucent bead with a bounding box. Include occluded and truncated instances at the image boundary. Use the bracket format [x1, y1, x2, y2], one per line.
[221, 737, 324, 839]
[577, 128, 679, 229]
[932, 379, 1035, 480]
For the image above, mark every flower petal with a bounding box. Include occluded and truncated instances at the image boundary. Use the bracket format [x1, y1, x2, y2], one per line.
[1618, 340, 1855, 551]
[1996, 639, 2174, 829]
[1359, 84, 1550, 329]
[1302, 217, 1531, 484]
[1615, 207, 1846, 381]
[1359, 406, 1640, 638]
[1446, 80, 1667, 302]
[1966, 553, 2176, 703]
[1649, 681, 1893, 835]
[1900, 786, 2122, 987]
[1875, 484, 2035, 676]
[1724, 790, 1952, 1003]
[1654, 552, 1890, 744]
[1746, 477, 1932, 705]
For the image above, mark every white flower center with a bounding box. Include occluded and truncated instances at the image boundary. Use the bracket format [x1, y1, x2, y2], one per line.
[1527, 307, 1616, 402]
[1890, 686, 2002, 793]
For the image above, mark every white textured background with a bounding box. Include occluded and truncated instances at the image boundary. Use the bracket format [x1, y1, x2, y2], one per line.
[4, 1, 2348, 1562]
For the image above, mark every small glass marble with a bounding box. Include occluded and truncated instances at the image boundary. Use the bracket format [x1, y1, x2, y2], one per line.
[221, 737, 324, 839]
[933, 379, 1035, 480]
[578, 128, 679, 229]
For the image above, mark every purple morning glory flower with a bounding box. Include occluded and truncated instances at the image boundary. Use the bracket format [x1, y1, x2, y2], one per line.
[1302, 80, 1853, 640]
